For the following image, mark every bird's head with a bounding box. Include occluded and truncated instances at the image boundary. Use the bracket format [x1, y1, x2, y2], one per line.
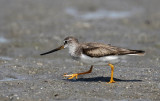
[40, 36, 78, 55]
[63, 36, 79, 48]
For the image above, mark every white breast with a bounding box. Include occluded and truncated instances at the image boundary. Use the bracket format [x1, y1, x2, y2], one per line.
[80, 54, 119, 65]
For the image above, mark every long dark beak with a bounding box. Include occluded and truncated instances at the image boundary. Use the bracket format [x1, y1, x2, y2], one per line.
[40, 45, 64, 56]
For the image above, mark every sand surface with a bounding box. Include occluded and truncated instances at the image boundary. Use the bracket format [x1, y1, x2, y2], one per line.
[0, 0, 160, 101]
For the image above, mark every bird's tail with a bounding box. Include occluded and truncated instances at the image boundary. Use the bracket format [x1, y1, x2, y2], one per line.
[128, 50, 145, 56]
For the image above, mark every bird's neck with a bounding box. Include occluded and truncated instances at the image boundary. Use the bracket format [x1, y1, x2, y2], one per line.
[68, 44, 79, 57]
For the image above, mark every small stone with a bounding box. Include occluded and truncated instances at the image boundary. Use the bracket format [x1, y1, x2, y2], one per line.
[158, 83, 160, 89]
[37, 62, 43, 66]
[54, 94, 59, 97]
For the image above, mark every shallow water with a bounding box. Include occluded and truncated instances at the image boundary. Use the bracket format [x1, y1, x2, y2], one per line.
[65, 7, 142, 20]
[0, 36, 9, 43]
[0, 78, 17, 82]
[0, 56, 12, 61]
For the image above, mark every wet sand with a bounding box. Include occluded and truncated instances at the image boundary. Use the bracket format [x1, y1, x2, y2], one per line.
[0, 0, 160, 101]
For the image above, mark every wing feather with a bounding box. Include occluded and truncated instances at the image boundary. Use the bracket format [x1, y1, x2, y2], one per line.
[82, 43, 133, 57]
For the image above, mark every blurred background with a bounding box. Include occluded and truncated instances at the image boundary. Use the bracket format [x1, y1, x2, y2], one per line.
[0, 0, 160, 101]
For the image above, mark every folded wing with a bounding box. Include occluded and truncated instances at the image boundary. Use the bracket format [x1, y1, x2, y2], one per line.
[82, 43, 145, 57]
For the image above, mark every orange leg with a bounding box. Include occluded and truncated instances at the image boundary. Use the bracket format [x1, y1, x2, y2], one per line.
[107, 63, 116, 83]
[64, 65, 93, 79]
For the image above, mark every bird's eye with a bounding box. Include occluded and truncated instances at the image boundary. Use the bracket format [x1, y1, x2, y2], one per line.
[64, 41, 68, 44]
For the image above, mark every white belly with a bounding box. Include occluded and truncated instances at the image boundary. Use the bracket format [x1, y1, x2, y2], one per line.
[80, 54, 120, 65]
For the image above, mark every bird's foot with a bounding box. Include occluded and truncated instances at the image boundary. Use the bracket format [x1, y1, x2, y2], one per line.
[63, 73, 79, 79]
[107, 79, 116, 84]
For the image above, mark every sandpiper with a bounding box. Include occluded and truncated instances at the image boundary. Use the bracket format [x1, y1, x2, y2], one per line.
[41, 36, 145, 83]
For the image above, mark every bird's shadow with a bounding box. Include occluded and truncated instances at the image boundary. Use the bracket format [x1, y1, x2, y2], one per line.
[63, 76, 142, 82]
